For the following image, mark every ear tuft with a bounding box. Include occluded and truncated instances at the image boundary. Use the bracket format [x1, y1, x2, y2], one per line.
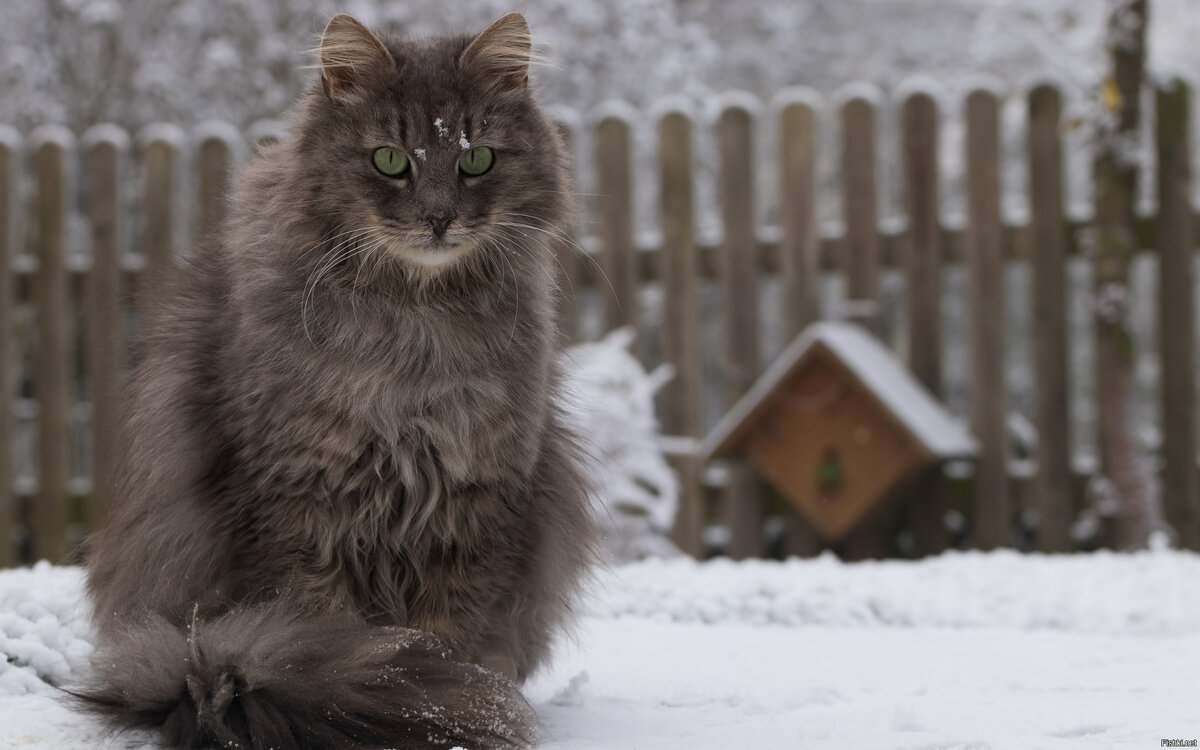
[460, 12, 531, 92]
[316, 14, 394, 102]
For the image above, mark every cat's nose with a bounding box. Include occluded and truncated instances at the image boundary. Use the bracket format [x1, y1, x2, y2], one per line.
[426, 215, 455, 238]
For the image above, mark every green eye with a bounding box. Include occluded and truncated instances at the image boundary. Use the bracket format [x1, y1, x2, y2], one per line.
[372, 147, 409, 177]
[458, 146, 494, 176]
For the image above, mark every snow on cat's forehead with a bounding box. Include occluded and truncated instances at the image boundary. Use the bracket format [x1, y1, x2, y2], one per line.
[431, 117, 472, 150]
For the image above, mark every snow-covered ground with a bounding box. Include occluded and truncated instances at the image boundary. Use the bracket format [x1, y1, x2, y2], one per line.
[3, 550, 1198, 749]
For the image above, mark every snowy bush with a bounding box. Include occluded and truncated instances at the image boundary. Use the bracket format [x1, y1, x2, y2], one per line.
[559, 329, 681, 563]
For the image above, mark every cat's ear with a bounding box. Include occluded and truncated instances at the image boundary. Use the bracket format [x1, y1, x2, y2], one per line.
[317, 14, 395, 102]
[461, 12, 531, 92]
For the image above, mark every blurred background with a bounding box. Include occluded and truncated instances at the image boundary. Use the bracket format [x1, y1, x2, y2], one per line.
[1, 0, 1199, 566]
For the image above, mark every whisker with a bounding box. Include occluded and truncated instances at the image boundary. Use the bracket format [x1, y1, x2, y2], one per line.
[484, 235, 521, 349]
[301, 227, 385, 342]
[491, 220, 619, 315]
[490, 222, 573, 293]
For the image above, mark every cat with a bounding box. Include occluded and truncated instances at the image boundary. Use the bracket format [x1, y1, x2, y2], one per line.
[78, 12, 594, 750]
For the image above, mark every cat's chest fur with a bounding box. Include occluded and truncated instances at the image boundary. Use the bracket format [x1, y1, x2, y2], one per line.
[205, 290, 550, 622]
[218, 283, 549, 546]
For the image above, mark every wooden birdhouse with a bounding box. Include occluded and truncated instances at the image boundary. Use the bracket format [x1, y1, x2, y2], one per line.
[701, 322, 976, 543]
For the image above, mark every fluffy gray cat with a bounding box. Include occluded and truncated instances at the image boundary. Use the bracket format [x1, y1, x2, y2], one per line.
[80, 12, 594, 749]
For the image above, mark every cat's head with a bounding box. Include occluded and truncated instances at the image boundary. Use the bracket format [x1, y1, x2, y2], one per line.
[291, 13, 566, 278]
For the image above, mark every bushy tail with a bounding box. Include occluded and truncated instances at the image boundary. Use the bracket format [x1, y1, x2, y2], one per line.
[76, 603, 533, 749]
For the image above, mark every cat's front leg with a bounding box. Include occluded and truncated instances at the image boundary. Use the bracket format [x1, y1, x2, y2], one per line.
[400, 485, 530, 661]
[500, 428, 597, 682]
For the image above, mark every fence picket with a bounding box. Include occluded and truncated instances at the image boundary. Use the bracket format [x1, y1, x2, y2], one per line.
[841, 94, 881, 333]
[83, 127, 127, 527]
[0, 130, 16, 566]
[717, 99, 764, 559]
[840, 92, 891, 559]
[778, 94, 821, 334]
[658, 109, 704, 556]
[965, 88, 1010, 549]
[595, 113, 636, 337]
[195, 125, 236, 245]
[140, 126, 181, 311]
[553, 115, 585, 342]
[1028, 85, 1072, 552]
[1156, 79, 1200, 550]
[775, 92, 822, 556]
[901, 90, 946, 556]
[6, 83, 1200, 565]
[30, 129, 73, 563]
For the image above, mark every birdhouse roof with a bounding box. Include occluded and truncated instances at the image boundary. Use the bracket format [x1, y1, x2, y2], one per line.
[703, 321, 977, 460]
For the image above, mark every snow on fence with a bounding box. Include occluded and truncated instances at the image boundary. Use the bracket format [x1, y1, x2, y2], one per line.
[0, 80, 1197, 567]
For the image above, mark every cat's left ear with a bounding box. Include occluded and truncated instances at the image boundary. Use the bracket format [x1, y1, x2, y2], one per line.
[461, 12, 531, 92]
[317, 14, 395, 102]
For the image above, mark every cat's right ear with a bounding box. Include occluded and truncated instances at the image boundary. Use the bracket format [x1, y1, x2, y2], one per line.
[316, 14, 395, 102]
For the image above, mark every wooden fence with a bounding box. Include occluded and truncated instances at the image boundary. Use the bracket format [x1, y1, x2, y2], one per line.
[0, 81, 1197, 566]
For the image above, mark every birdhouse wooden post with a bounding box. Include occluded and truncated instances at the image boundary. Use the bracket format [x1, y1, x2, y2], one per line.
[702, 322, 976, 543]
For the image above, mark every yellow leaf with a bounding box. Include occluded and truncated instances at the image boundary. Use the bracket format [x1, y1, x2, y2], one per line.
[1101, 76, 1123, 113]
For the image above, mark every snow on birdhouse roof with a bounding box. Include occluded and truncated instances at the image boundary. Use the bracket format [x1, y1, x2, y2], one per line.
[703, 321, 977, 461]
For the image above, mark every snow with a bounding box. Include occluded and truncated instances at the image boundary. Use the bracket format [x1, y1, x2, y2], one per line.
[767, 84, 824, 116]
[0, 564, 92, 698]
[26, 124, 76, 152]
[587, 99, 641, 128]
[812, 323, 976, 458]
[711, 89, 764, 119]
[2, 550, 1198, 748]
[532, 617, 1196, 749]
[135, 122, 185, 151]
[191, 119, 245, 158]
[592, 549, 1199, 633]
[79, 124, 130, 152]
[647, 93, 699, 123]
[458, 131, 471, 150]
[831, 80, 887, 111]
[0, 125, 21, 156]
[561, 329, 680, 562]
[704, 321, 977, 460]
[891, 74, 951, 106]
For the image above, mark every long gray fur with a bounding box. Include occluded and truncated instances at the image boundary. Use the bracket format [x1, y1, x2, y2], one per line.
[80, 12, 594, 749]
